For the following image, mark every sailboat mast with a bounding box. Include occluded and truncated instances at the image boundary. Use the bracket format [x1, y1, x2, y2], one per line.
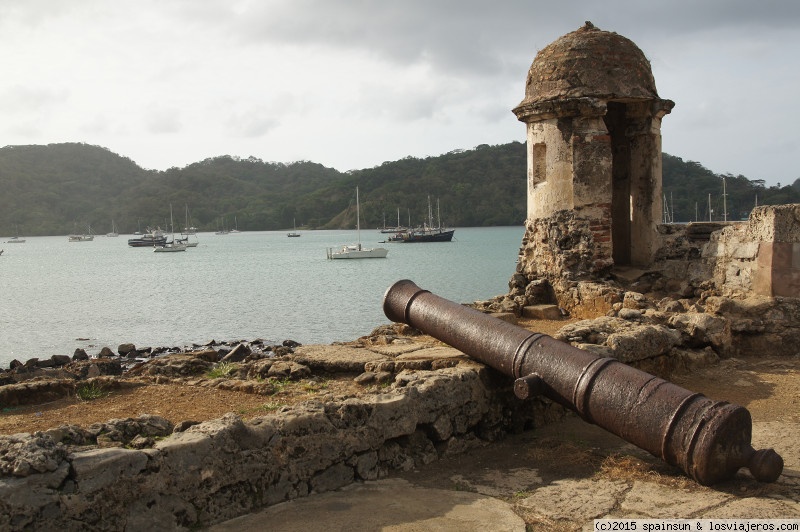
[356, 187, 361, 250]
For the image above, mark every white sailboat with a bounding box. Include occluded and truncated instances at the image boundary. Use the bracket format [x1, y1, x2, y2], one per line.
[230, 216, 241, 233]
[68, 223, 95, 242]
[177, 205, 199, 247]
[106, 220, 119, 237]
[288, 218, 300, 237]
[327, 187, 388, 259]
[154, 205, 188, 252]
[6, 225, 26, 243]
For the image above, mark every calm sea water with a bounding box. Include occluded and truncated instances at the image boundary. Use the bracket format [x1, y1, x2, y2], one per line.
[0, 227, 523, 366]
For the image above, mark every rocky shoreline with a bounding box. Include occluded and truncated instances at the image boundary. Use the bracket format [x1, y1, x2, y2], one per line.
[0, 336, 312, 404]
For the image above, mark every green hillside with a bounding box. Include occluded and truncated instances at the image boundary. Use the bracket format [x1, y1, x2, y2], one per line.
[0, 142, 797, 236]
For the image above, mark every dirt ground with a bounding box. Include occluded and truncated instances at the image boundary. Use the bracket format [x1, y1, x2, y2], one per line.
[0, 377, 366, 435]
[1, 318, 797, 438]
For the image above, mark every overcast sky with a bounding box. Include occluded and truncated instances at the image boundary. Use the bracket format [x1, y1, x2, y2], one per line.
[1, 0, 798, 186]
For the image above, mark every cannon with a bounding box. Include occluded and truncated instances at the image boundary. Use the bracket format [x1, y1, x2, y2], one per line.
[382, 279, 783, 485]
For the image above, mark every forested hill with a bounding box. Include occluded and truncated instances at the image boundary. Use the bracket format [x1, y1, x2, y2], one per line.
[0, 142, 797, 236]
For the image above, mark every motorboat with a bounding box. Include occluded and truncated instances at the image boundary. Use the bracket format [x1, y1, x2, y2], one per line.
[128, 228, 168, 247]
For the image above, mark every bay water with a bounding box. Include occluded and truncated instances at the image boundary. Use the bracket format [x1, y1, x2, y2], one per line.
[0, 227, 523, 367]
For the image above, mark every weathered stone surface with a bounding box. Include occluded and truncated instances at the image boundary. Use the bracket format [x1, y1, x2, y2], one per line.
[0, 433, 67, 477]
[68, 358, 123, 379]
[96, 347, 114, 358]
[606, 324, 681, 362]
[191, 348, 220, 362]
[617, 308, 643, 321]
[522, 304, 562, 320]
[117, 343, 136, 356]
[0, 381, 77, 407]
[703, 496, 800, 519]
[492, 311, 518, 323]
[620, 480, 731, 518]
[70, 447, 149, 493]
[555, 317, 632, 345]
[266, 361, 310, 380]
[290, 345, 389, 373]
[127, 354, 212, 378]
[668, 312, 730, 351]
[220, 343, 250, 363]
[516, 479, 628, 521]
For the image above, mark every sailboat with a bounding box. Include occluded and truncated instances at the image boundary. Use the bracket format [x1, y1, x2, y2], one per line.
[154, 205, 188, 252]
[379, 208, 408, 233]
[215, 217, 229, 235]
[288, 218, 300, 237]
[327, 187, 388, 259]
[106, 220, 119, 237]
[68, 223, 95, 242]
[176, 205, 199, 247]
[388, 196, 454, 243]
[6, 225, 25, 243]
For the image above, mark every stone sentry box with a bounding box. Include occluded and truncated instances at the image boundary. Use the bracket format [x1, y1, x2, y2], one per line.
[513, 22, 673, 279]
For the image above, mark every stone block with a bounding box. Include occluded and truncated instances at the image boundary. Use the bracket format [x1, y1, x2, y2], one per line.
[522, 305, 562, 320]
[70, 448, 148, 494]
[491, 312, 518, 324]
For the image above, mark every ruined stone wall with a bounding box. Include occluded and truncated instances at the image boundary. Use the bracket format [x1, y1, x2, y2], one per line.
[654, 205, 800, 299]
[0, 363, 563, 531]
[512, 205, 800, 319]
[648, 205, 800, 301]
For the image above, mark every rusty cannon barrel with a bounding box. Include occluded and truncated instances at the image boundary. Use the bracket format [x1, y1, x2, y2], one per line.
[383, 279, 783, 485]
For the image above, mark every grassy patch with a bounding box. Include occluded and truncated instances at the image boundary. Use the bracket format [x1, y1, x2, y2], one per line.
[302, 378, 329, 393]
[237, 402, 283, 416]
[76, 382, 108, 401]
[270, 377, 292, 392]
[206, 361, 238, 379]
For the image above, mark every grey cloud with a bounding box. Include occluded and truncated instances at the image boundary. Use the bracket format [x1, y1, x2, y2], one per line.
[216, 0, 800, 76]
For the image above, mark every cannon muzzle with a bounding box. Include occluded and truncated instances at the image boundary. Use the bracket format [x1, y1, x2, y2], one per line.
[383, 279, 783, 485]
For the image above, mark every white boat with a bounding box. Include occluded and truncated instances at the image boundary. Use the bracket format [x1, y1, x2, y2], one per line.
[288, 218, 300, 237]
[154, 205, 188, 253]
[176, 237, 198, 248]
[154, 240, 188, 252]
[106, 220, 119, 237]
[230, 216, 241, 233]
[177, 206, 199, 246]
[181, 205, 198, 235]
[379, 208, 408, 234]
[327, 187, 388, 259]
[6, 225, 25, 243]
[68, 224, 94, 242]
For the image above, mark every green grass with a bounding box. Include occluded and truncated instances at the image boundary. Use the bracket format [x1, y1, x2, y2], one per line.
[76, 382, 108, 401]
[270, 377, 292, 391]
[206, 361, 238, 379]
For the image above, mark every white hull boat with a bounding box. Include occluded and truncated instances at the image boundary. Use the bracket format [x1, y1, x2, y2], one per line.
[327, 187, 388, 260]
